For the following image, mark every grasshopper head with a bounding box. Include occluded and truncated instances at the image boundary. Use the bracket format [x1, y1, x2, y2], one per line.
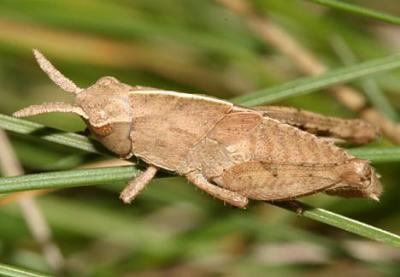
[14, 49, 134, 157]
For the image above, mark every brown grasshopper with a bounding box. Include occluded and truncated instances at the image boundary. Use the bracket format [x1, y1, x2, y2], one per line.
[14, 50, 382, 208]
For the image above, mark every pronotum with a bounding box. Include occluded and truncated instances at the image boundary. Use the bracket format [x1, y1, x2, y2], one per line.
[13, 50, 382, 208]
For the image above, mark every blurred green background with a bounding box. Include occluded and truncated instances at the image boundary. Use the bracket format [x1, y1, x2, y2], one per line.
[0, 0, 400, 276]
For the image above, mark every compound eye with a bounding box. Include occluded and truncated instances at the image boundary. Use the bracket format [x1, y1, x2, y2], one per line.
[90, 124, 113, 137]
[96, 76, 119, 86]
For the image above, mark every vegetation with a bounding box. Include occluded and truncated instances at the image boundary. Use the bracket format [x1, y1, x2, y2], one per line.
[0, 0, 399, 276]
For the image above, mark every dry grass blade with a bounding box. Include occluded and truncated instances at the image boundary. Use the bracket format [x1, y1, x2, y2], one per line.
[0, 130, 64, 273]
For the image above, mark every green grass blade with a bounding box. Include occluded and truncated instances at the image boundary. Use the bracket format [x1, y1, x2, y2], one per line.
[0, 263, 52, 277]
[232, 53, 400, 106]
[349, 147, 400, 163]
[275, 201, 400, 247]
[0, 114, 106, 155]
[331, 36, 398, 120]
[306, 0, 400, 25]
[0, 166, 139, 193]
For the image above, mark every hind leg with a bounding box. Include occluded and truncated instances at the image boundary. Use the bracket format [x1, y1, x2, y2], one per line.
[186, 171, 248, 208]
[254, 105, 379, 145]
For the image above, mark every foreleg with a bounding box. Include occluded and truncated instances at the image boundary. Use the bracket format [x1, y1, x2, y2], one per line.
[120, 165, 158, 204]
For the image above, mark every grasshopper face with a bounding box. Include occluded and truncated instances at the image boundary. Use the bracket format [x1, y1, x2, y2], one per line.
[13, 50, 135, 157]
[75, 77, 134, 157]
[76, 76, 133, 129]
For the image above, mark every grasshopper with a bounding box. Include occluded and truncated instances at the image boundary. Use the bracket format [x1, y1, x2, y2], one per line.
[14, 50, 382, 208]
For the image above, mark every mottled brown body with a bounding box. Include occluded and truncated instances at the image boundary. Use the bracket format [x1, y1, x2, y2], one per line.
[14, 50, 382, 208]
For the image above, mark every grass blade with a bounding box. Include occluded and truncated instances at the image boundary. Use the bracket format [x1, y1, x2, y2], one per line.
[232, 53, 400, 106]
[0, 263, 52, 277]
[331, 36, 398, 120]
[275, 201, 400, 247]
[349, 147, 400, 163]
[306, 0, 400, 25]
[0, 166, 139, 193]
[0, 114, 106, 155]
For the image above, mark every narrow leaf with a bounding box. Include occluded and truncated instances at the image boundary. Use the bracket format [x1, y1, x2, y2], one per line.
[349, 147, 400, 163]
[0, 263, 52, 277]
[275, 201, 400, 247]
[307, 0, 400, 25]
[0, 166, 139, 193]
[0, 114, 106, 155]
[331, 36, 398, 120]
[232, 53, 400, 106]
